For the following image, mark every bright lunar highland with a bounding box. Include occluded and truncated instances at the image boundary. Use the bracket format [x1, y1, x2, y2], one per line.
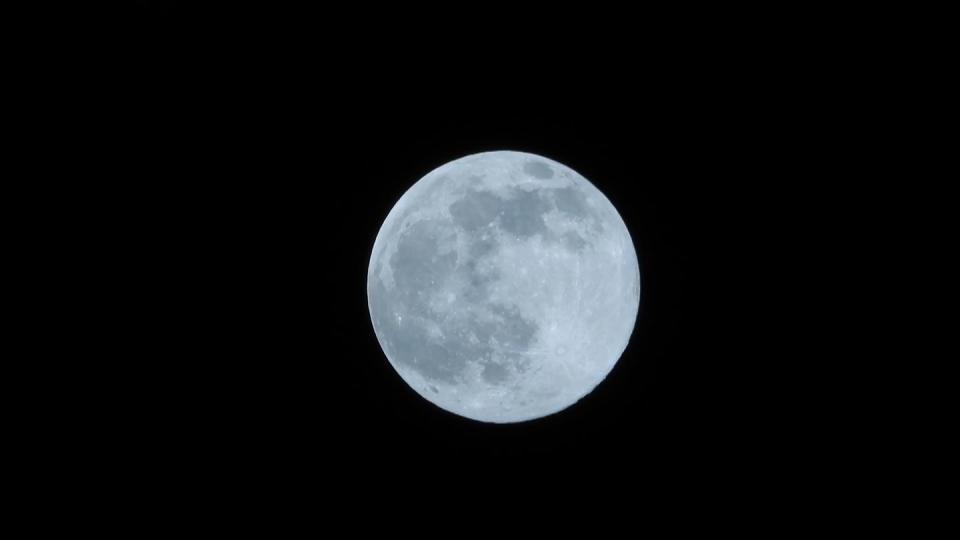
[367, 151, 640, 423]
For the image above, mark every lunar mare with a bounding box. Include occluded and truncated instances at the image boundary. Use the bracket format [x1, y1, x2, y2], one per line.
[367, 151, 640, 423]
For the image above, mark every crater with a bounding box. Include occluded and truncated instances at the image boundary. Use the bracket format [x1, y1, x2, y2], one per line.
[523, 161, 554, 179]
[461, 267, 498, 304]
[469, 235, 498, 258]
[488, 304, 538, 350]
[562, 231, 588, 251]
[450, 190, 500, 231]
[551, 186, 604, 233]
[552, 186, 590, 218]
[481, 362, 510, 384]
[499, 189, 550, 238]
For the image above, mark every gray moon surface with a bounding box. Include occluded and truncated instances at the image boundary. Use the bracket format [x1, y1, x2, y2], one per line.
[367, 151, 640, 423]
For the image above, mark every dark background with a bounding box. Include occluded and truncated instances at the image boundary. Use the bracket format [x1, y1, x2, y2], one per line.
[103, 1, 827, 513]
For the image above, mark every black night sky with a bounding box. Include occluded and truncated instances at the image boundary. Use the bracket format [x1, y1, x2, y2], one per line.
[107, 2, 832, 518]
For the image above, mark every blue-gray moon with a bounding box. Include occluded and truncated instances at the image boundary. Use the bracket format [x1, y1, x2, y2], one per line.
[367, 151, 640, 423]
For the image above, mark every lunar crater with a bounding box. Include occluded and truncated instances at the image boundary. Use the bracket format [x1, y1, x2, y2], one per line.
[523, 160, 554, 179]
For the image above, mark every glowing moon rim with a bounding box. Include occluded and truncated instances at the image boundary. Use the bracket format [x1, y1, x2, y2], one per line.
[367, 151, 640, 423]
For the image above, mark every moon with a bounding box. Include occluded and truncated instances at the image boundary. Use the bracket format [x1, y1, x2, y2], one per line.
[367, 151, 640, 423]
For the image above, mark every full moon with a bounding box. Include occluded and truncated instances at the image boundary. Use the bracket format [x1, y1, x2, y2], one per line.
[367, 151, 640, 423]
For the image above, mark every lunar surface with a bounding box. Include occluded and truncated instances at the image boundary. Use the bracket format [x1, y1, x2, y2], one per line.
[367, 151, 640, 423]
